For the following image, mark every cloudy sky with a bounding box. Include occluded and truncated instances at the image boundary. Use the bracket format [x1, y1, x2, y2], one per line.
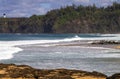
[0, 0, 120, 17]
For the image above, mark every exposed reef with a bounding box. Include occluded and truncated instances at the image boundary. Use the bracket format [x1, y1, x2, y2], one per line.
[91, 40, 120, 45]
[0, 63, 107, 79]
[0, 63, 119, 79]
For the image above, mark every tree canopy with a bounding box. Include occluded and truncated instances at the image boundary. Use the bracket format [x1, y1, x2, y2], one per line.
[0, 2, 120, 33]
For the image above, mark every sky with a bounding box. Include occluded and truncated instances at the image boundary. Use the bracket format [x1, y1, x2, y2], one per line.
[0, 0, 120, 17]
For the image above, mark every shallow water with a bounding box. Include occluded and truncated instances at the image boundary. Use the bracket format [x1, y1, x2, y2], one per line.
[0, 34, 120, 76]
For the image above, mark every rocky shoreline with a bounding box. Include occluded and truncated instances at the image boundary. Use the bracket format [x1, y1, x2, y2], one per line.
[91, 40, 120, 49]
[0, 63, 119, 79]
[91, 40, 120, 45]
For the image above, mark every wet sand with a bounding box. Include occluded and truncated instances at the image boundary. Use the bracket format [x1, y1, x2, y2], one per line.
[44, 40, 120, 50]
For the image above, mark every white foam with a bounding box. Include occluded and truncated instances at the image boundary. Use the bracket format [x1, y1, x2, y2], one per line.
[0, 34, 120, 60]
[82, 34, 120, 41]
[0, 46, 23, 60]
[0, 35, 83, 60]
[93, 53, 120, 58]
[55, 52, 62, 54]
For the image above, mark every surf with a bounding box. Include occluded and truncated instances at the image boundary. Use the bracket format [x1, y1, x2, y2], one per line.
[0, 35, 83, 60]
[0, 34, 120, 60]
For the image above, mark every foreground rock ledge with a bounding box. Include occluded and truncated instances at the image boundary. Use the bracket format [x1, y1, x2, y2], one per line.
[0, 63, 118, 79]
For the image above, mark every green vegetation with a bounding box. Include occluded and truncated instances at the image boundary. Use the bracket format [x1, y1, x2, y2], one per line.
[0, 2, 120, 33]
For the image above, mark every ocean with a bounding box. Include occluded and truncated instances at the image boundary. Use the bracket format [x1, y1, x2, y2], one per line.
[0, 33, 120, 76]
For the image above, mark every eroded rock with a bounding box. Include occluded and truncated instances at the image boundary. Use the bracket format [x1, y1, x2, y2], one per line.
[107, 73, 120, 79]
[0, 63, 107, 79]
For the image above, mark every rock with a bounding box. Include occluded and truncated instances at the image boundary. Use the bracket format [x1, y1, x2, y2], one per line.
[107, 73, 120, 79]
[91, 40, 120, 45]
[0, 63, 107, 79]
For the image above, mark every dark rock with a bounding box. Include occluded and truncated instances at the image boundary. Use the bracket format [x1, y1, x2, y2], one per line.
[91, 40, 120, 45]
[107, 73, 120, 79]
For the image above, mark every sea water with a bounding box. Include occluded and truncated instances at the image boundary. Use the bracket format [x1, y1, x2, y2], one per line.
[0, 33, 120, 76]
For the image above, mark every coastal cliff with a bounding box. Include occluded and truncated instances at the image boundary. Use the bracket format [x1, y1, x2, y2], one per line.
[0, 63, 119, 79]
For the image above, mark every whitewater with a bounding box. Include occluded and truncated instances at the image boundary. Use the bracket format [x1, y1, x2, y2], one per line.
[0, 34, 120, 60]
[1, 34, 120, 76]
[0, 35, 83, 60]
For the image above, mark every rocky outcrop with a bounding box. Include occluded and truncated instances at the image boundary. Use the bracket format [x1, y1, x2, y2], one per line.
[0, 63, 107, 79]
[107, 73, 120, 79]
[91, 40, 120, 45]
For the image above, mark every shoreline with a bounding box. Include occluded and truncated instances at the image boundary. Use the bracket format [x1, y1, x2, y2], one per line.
[47, 40, 120, 50]
[2, 40, 120, 79]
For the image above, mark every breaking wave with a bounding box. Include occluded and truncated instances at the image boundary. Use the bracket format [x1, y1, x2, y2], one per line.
[1, 34, 120, 60]
[0, 35, 82, 60]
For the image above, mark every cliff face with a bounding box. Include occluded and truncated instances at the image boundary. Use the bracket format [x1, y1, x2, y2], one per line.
[0, 18, 27, 33]
[0, 63, 107, 79]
